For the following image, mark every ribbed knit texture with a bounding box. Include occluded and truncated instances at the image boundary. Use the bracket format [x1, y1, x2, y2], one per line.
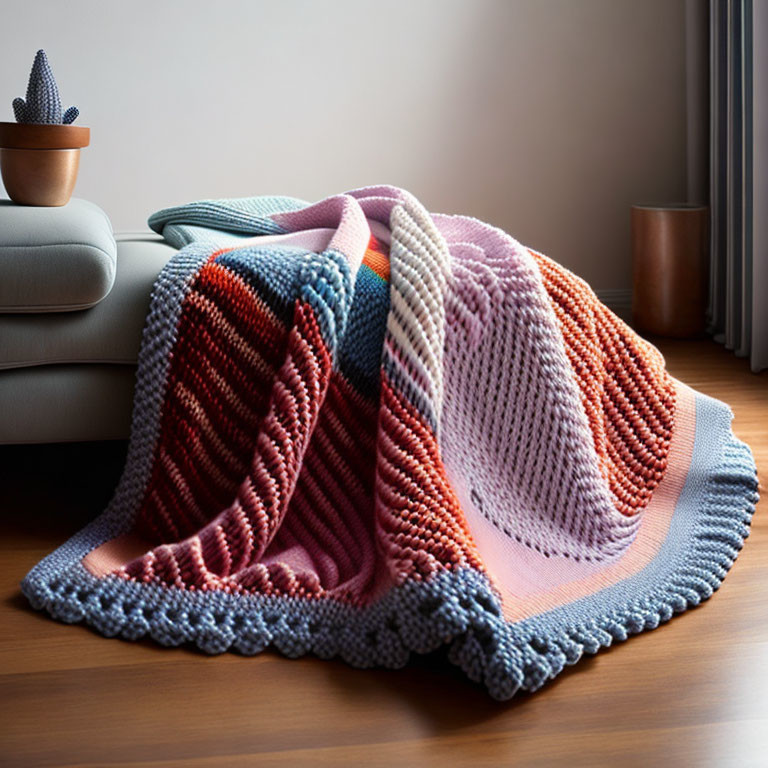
[22, 186, 758, 700]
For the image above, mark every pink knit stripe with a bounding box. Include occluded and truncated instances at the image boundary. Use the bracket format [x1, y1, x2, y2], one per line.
[284, 465, 364, 582]
[266, 512, 342, 589]
[272, 195, 370, 270]
[276, 483, 366, 595]
[266, 375, 381, 598]
[304, 394, 376, 506]
[82, 533, 152, 578]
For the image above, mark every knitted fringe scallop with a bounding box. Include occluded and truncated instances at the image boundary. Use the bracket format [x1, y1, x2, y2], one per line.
[22, 397, 756, 700]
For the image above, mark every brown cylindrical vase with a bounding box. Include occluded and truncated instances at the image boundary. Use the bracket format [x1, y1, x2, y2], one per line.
[0, 122, 89, 207]
[0, 148, 80, 206]
[631, 204, 709, 338]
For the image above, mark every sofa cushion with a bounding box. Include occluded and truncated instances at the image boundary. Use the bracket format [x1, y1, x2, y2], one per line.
[0, 198, 117, 312]
[0, 364, 135, 444]
[0, 237, 176, 369]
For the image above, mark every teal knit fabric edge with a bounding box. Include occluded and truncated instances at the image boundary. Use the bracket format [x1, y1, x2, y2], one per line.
[148, 196, 309, 249]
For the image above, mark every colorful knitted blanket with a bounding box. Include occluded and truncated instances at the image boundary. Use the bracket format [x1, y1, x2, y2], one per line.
[23, 186, 758, 700]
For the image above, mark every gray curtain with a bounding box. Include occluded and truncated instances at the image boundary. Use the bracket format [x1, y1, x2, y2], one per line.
[708, 0, 767, 372]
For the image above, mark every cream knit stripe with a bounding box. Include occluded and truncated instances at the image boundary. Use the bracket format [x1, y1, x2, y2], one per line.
[384, 310, 436, 411]
[386, 201, 451, 425]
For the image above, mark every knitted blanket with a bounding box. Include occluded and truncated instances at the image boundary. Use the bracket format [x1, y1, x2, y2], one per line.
[23, 186, 758, 700]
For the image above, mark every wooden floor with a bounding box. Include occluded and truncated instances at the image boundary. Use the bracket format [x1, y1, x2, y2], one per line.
[1, 339, 766, 768]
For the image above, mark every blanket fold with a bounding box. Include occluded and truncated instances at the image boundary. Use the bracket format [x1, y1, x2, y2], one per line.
[23, 186, 758, 700]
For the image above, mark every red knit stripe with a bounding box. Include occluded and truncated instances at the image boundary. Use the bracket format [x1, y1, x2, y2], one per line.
[123, 300, 334, 596]
[132, 262, 290, 544]
[263, 373, 381, 598]
[120, 236, 395, 602]
[362, 237, 390, 281]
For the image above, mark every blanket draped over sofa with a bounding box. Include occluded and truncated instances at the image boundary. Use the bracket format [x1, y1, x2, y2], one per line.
[23, 186, 758, 700]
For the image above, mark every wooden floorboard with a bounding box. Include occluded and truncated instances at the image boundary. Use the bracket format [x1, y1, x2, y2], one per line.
[1, 339, 766, 768]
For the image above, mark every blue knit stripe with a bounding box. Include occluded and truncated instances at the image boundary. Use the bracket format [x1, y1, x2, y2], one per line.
[337, 263, 390, 399]
[297, 250, 355, 351]
[215, 245, 358, 356]
[158, 225, 258, 250]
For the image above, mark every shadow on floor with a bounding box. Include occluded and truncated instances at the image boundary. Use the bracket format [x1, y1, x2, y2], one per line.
[0, 440, 128, 537]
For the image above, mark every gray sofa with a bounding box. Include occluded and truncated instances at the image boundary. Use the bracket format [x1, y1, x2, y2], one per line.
[0, 199, 176, 443]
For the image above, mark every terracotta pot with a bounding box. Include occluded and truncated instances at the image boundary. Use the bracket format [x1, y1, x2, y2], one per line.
[0, 122, 90, 207]
[631, 204, 709, 338]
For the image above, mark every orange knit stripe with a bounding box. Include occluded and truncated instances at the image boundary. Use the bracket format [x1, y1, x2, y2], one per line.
[362, 237, 390, 281]
[530, 250, 676, 517]
[375, 378, 484, 582]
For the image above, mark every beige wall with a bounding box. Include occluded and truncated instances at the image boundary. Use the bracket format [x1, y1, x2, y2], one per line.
[0, 0, 688, 294]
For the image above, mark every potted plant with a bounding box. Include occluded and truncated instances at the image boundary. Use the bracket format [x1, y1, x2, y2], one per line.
[0, 50, 89, 206]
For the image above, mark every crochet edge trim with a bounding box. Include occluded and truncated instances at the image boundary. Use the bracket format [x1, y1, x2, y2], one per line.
[21, 393, 758, 700]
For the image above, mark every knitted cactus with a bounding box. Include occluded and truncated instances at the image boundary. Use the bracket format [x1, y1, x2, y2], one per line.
[12, 50, 79, 125]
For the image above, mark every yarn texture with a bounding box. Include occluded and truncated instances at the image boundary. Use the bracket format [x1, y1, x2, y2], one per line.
[23, 186, 758, 700]
[12, 50, 79, 125]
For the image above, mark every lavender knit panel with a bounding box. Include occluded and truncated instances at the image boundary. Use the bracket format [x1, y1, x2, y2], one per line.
[435, 214, 637, 561]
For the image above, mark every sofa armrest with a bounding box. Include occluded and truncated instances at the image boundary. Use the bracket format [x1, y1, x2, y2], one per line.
[0, 198, 116, 312]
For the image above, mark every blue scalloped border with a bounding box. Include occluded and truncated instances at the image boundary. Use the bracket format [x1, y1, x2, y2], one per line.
[21, 390, 758, 700]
